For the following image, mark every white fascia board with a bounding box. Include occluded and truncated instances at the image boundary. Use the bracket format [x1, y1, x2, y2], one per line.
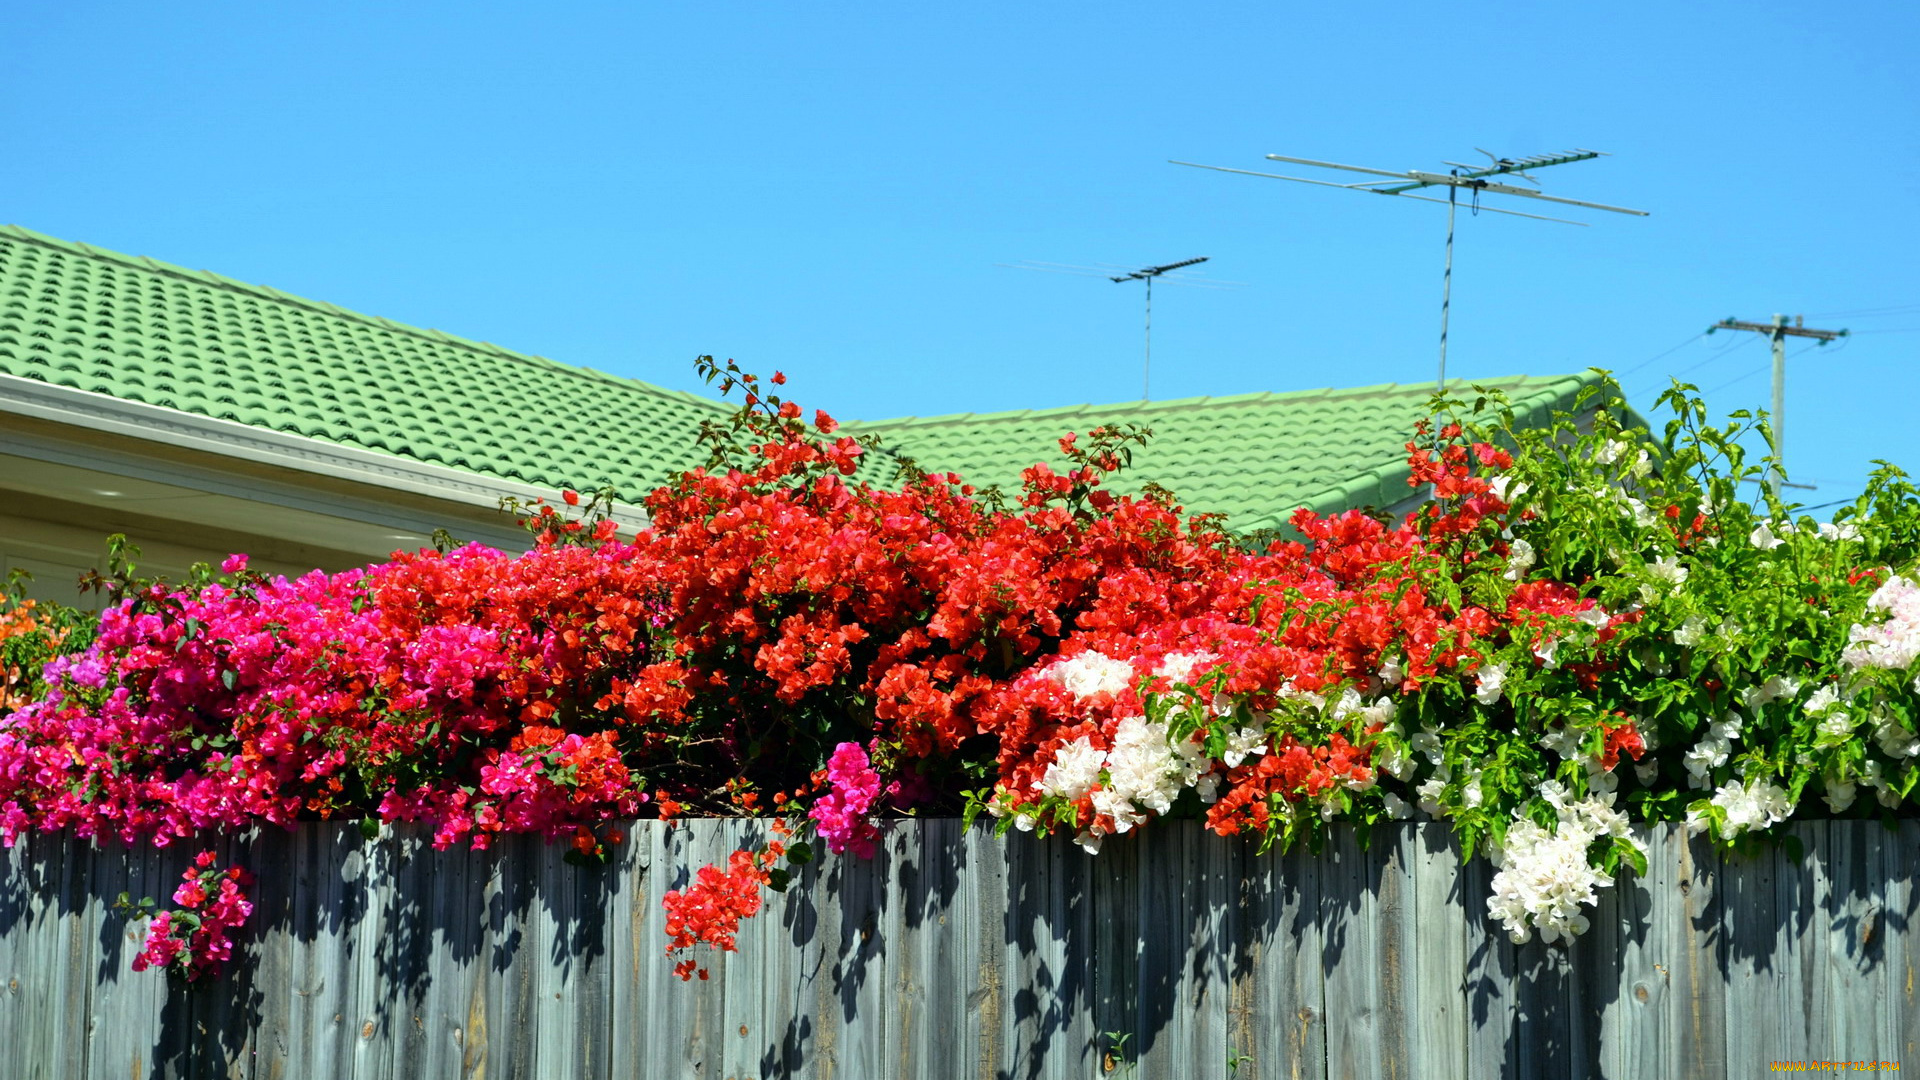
[0, 374, 650, 529]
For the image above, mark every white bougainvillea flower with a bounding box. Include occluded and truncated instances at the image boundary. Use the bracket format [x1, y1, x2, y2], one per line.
[1046, 650, 1137, 701]
[1844, 574, 1920, 672]
[1038, 737, 1104, 801]
[1688, 777, 1793, 840]
[1488, 475, 1529, 503]
[1475, 662, 1508, 705]
[1487, 782, 1638, 945]
[1503, 538, 1536, 582]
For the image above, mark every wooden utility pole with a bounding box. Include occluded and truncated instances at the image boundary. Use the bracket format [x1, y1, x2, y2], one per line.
[1706, 314, 1848, 496]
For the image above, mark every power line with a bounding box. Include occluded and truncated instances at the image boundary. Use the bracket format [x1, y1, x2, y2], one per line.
[1618, 335, 1758, 401]
[1704, 365, 1769, 396]
[1669, 334, 1759, 378]
[1616, 331, 1708, 379]
[1802, 303, 1920, 319]
[1704, 341, 1823, 396]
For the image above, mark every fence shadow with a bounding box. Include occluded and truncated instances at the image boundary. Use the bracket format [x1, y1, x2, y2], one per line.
[1, 819, 1915, 1077]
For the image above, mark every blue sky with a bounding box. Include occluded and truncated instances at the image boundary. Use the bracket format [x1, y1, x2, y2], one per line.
[9, 2, 1916, 512]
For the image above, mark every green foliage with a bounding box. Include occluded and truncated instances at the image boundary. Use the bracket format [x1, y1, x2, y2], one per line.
[0, 567, 95, 716]
[1406, 372, 1920, 844]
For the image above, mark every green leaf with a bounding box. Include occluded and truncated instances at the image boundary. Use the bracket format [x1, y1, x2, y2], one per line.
[359, 817, 381, 841]
[1624, 841, 1649, 878]
[767, 867, 792, 892]
[1781, 833, 1805, 863]
[786, 841, 814, 866]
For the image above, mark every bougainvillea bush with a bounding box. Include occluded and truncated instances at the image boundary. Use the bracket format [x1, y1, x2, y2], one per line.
[4, 356, 1919, 981]
[0, 571, 92, 716]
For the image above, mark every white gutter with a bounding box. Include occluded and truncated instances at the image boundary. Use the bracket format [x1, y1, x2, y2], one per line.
[0, 373, 650, 530]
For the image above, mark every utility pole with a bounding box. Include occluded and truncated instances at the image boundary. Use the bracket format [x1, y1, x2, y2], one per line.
[1706, 314, 1848, 496]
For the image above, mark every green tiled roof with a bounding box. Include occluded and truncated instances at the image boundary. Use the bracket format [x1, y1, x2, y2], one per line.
[850, 374, 1603, 532]
[0, 225, 728, 496]
[0, 224, 1606, 530]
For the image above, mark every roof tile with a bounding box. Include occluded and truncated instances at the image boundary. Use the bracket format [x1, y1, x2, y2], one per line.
[847, 370, 1602, 529]
[0, 225, 734, 498]
[0, 224, 1610, 527]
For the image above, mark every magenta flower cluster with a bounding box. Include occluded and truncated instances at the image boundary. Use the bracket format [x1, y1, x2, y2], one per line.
[131, 851, 255, 982]
[0, 541, 659, 852]
[808, 742, 883, 858]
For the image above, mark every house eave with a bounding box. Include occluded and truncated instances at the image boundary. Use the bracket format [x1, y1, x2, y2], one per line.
[0, 373, 648, 532]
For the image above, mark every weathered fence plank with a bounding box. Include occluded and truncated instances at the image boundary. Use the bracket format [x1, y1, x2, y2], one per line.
[1322, 825, 1386, 1080]
[1185, 828, 1237, 1078]
[81, 842, 164, 1080]
[1409, 823, 1466, 1076]
[1824, 815, 1909, 1063]
[270, 823, 376, 1080]
[14, 831, 75, 1079]
[1458, 840, 1515, 1076]
[1088, 826, 1138, 1079]
[605, 813, 655, 1080]
[1247, 835, 1325, 1078]
[956, 818, 1006, 1068]
[3, 820, 1914, 1079]
[1896, 820, 1920, 1063]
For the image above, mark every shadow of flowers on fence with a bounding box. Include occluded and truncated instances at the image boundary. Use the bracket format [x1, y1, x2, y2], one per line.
[0, 819, 1915, 1078]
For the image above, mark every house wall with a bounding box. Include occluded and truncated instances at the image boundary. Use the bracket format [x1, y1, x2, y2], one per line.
[0, 492, 381, 607]
[1, 377, 576, 607]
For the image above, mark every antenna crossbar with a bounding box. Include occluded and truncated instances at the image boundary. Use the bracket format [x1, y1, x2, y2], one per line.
[1165, 161, 1589, 224]
[1706, 315, 1850, 497]
[1402, 172, 1648, 215]
[1174, 145, 1645, 389]
[1108, 256, 1209, 283]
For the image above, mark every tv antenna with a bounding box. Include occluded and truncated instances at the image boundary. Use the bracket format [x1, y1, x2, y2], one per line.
[1113, 257, 1207, 401]
[1171, 148, 1647, 388]
[999, 256, 1239, 400]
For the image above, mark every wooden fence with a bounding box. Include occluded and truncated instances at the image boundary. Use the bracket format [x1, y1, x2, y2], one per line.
[0, 819, 1915, 1079]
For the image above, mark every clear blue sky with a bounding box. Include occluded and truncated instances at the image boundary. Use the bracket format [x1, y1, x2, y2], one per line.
[9, 2, 1916, 512]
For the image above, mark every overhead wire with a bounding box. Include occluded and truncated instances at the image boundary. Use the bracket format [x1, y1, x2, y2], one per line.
[1614, 331, 1709, 379]
[1703, 365, 1768, 396]
[1802, 303, 1920, 319]
[1703, 341, 1826, 397]
[1666, 333, 1759, 380]
[1618, 333, 1761, 403]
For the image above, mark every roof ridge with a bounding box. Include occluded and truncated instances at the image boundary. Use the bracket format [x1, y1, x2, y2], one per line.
[0, 224, 731, 415]
[846, 373, 1585, 429]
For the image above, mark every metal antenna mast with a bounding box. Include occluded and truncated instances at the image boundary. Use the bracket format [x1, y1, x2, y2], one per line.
[1172, 149, 1647, 388]
[1110, 257, 1208, 400]
[1706, 314, 1849, 497]
[998, 258, 1241, 400]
